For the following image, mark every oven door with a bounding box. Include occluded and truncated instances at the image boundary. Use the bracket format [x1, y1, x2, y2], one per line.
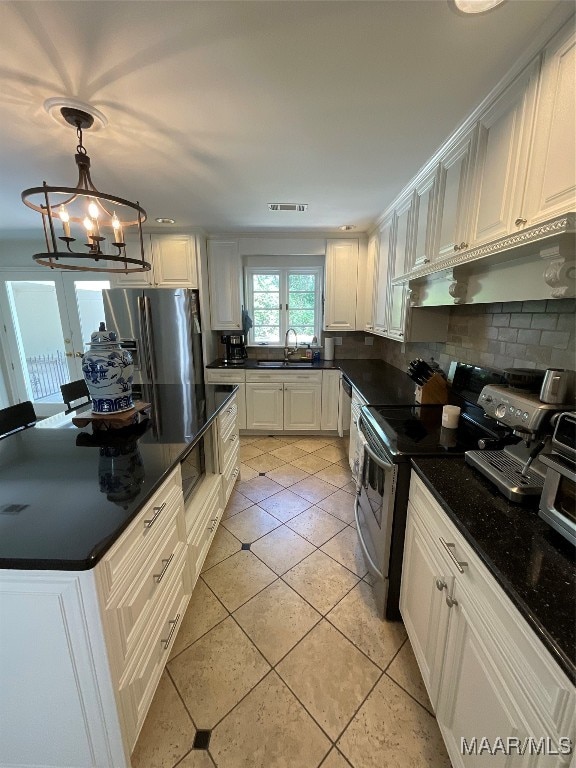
[355, 424, 397, 591]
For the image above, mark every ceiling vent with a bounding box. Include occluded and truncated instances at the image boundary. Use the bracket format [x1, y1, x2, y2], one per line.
[268, 203, 308, 212]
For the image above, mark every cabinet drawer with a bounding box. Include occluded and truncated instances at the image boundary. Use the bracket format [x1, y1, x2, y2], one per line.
[222, 443, 240, 503]
[246, 371, 286, 383]
[118, 551, 191, 751]
[108, 515, 187, 669]
[219, 399, 239, 444]
[99, 468, 183, 603]
[205, 368, 246, 383]
[188, 478, 222, 550]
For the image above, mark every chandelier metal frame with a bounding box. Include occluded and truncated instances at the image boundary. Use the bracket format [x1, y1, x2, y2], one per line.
[21, 107, 151, 273]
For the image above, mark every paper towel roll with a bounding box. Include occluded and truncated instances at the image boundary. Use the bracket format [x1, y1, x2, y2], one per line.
[323, 337, 334, 361]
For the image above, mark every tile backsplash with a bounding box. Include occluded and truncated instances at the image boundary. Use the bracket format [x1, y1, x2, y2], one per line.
[377, 299, 576, 376]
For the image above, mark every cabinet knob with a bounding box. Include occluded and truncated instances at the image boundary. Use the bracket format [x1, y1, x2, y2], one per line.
[436, 579, 447, 591]
[423, 258, 430, 264]
[445, 594, 458, 608]
[398, 332, 404, 337]
[515, 217, 527, 227]
[453, 244, 460, 252]
[460, 242, 468, 250]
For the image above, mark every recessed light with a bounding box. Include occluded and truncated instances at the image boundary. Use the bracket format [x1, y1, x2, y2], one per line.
[155, 217, 175, 224]
[338, 225, 356, 231]
[449, 0, 506, 14]
[268, 203, 308, 212]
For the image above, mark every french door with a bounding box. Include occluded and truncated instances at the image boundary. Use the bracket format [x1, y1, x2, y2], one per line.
[0, 271, 110, 415]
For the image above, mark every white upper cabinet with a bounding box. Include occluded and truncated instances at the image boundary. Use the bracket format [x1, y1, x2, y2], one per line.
[111, 234, 197, 288]
[525, 23, 576, 224]
[412, 167, 439, 269]
[323, 239, 359, 331]
[467, 58, 540, 247]
[362, 233, 378, 332]
[392, 193, 415, 278]
[207, 239, 243, 331]
[435, 129, 475, 260]
[372, 217, 394, 336]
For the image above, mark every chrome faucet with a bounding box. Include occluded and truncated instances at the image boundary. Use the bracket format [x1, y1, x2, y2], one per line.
[284, 328, 298, 361]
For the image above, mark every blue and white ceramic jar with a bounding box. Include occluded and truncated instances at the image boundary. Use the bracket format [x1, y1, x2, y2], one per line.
[82, 323, 134, 414]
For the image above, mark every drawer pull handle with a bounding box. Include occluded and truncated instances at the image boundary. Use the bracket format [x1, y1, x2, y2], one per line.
[436, 579, 447, 591]
[144, 502, 166, 528]
[232, 468, 239, 478]
[445, 594, 458, 608]
[208, 517, 219, 532]
[153, 553, 174, 583]
[439, 537, 467, 573]
[161, 614, 180, 650]
[230, 434, 238, 442]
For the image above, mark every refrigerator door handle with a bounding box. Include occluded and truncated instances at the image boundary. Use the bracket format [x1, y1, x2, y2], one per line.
[140, 295, 157, 382]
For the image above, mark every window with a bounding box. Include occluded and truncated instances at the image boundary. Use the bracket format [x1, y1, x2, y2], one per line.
[245, 266, 323, 345]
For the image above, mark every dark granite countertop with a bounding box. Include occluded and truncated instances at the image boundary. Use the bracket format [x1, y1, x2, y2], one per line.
[0, 384, 236, 571]
[206, 358, 417, 406]
[411, 457, 576, 682]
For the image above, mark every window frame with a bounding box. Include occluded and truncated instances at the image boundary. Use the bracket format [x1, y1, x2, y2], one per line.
[244, 265, 323, 346]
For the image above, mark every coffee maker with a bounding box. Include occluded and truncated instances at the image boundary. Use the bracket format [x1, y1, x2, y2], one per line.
[221, 334, 248, 365]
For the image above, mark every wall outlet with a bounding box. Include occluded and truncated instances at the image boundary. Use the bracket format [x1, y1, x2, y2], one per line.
[333, 337, 343, 346]
[364, 336, 374, 346]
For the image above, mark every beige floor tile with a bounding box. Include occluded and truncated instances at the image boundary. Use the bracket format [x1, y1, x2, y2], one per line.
[202, 550, 277, 611]
[290, 475, 337, 504]
[341, 481, 356, 495]
[210, 671, 330, 768]
[176, 749, 215, 768]
[233, 580, 321, 664]
[337, 674, 451, 768]
[269, 444, 309, 462]
[321, 526, 368, 578]
[318, 436, 348, 447]
[316, 489, 356, 524]
[257, 488, 312, 522]
[251, 525, 316, 575]
[283, 550, 359, 614]
[222, 489, 253, 519]
[327, 581, 406, 670]
[168, 617, 270, 729]
[239, 463, 259, 481]
[239, 443, 265, 461]
[277, 620, 380, 740]
[169, 579, 228, 661]
[386, 641, 433, 714]
[311, 444, 348, 464]
[321, 749, 350, 768]
[250, 436, 289, 451]
[363, 572, 376, 585]
[290, 454, 331, 473]
[221, 504, 281, 543]
[235, 475, 285, 503]
[286, 506, 347, 546]
[200, 526, 241, 572]
[239, 435, 260, 445]
[265, 463, 310, 488]
[291, 437, 331, 452]
[314, 463, 353, 488]
[243, 453, 287, 473]
[131, 672, 194, 768]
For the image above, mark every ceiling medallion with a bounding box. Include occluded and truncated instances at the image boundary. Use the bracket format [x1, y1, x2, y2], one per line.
[450, 0, 506, 14]
[21, 105, 150, 273]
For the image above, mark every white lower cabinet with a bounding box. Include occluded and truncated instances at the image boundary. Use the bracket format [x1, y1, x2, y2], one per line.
[321, 369, 340, 431]
[204, 369, 247, 430]
[401, 474, 575, 768]
[246, 381, 284, 430]
[283, 381, 322, 430]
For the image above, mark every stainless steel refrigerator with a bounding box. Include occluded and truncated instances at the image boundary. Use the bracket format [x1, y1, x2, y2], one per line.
[103, 288, 205, 441]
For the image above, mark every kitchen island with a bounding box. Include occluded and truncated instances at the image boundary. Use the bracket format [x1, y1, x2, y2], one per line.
[0, 382, 238, 768]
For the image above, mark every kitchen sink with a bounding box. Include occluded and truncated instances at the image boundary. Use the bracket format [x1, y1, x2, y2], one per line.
[257, 361, 314, 368]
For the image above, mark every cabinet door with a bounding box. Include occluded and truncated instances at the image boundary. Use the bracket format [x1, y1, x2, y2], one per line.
[525, 24, 576, 225]
[245, 383, 283, 430]
[413, 167, 439, 268]
[362, 233, 378, 332]
[436, 130, 475, 260]
[400, 505, 452, 710]
[436, 583, 533, 768]
[468, 60, 540, 247]
[111, 233, 153, 287]
[207, 240, 243, 331]
[151, 236, 197, 288]
[372, 217, 394, 336]
[324, 240, 359, 331]
[283, 383, 322, 431]
[392, 194, 414, 278]
[386, 282, 408, 341]
[320, 371, 340, 431]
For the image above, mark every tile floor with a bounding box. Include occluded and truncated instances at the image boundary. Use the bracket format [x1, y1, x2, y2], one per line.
[132, 435, 451, 768]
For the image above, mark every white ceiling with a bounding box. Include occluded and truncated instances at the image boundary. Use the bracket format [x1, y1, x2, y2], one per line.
[0, 0, 572, 236]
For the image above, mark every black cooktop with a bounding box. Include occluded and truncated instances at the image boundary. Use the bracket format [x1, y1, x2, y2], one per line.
[361, 404, 494, 461]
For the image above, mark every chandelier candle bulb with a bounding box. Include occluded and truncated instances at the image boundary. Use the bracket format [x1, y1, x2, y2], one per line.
[111, 213, 124, 245]
[58, 205, 71, 237]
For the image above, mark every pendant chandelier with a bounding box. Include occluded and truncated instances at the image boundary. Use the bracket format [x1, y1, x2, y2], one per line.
[21, 106, 151, 273]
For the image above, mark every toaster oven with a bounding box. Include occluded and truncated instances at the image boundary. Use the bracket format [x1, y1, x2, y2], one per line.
[538, 413, 576, 546]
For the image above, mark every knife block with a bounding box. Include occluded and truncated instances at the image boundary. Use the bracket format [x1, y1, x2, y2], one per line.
[415, 373, 448, 405]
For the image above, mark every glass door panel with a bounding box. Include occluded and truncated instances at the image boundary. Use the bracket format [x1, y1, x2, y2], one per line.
[5, 280, 76, 404]
[68, 280, 111, 349]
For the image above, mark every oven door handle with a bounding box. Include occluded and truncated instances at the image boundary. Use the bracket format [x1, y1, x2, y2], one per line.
[354, 496, 385, 581]
[362, 440, 394, 472]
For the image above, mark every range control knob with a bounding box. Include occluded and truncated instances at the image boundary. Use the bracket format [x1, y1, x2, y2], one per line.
[522, 412, 529, 421]
[483, 394, 493, 403]
[496, 404, 506, 419]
